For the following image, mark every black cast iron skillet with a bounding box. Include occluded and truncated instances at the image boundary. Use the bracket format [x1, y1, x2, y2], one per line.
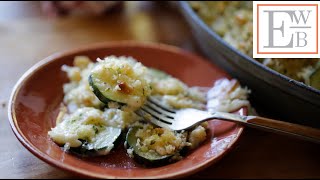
[178, 1, 320, 128]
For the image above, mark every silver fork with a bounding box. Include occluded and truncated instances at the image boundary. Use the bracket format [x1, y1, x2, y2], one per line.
[136, 97, 320, 144]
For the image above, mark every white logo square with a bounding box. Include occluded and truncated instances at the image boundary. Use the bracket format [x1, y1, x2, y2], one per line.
[253, 1, 319, 58]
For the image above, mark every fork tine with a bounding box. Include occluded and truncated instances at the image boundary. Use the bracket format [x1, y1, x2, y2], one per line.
[148, 97, 176, 113]
[145, 101, 175, 118]
[141, 106, 174, 123]
[136, 109, 172, 129]
[149, 117, 172, 129]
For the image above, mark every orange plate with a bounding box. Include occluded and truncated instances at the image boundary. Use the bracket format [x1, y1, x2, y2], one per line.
[8, 41, 246, 179]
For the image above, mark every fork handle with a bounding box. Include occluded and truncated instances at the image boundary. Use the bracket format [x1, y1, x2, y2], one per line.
[245, 116, 320, 144]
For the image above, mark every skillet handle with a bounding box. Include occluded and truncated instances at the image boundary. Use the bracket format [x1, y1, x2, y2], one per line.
[245, 116, 320, 144]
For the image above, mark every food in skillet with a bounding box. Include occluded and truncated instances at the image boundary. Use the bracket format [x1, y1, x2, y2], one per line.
[189, 1, 320, 89]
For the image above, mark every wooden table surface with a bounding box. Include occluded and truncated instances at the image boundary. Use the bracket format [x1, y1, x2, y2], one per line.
[1, 2, 319, 179]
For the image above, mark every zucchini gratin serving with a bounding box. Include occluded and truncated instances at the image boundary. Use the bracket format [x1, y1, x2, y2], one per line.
[48, 55, 250, 165]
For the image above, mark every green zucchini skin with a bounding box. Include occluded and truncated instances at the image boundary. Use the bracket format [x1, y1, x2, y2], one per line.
[68, 127, 122, 157]
[126, 126, 174, 166]
[89, 75, 125, 106]
[68, 140, 98, 157]
[310, 68, 320, 90]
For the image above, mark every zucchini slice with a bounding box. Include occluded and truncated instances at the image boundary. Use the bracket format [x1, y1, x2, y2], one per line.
[89, 74, 125, 106]
[89, 57, 151, 108]
[69, 127, 122, 157]
[126, 125, 188, 165]
[126, 126, 171, 165]
[310, 68, 320, 90]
